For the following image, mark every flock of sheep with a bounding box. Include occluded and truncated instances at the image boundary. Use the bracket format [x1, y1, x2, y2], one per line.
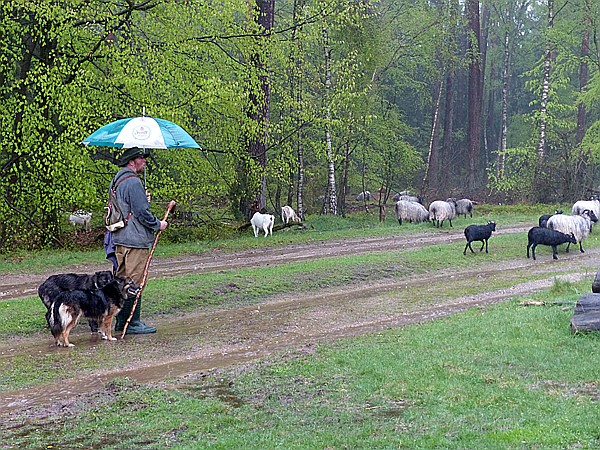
[528, 199, 599, 260]
[390, 194, 600, 261]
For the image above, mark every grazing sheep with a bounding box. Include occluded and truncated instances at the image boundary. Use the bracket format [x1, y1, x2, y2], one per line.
[428, 199, 457, 228]
[394, 200, 429, 225]
[356, 191, 371, 201]
[250, 212, 275, 237]
[447, 198, 473, 219]
[399, 195, 422, 203]
[281, 205, 300, 224]
[527, 227, 577, 260]
[68, 210, 92, 233]
[572, 199, 600, 231]
[392, 192, 423, 203]
[463, 221, 496, 255]
[538, 210, 563, 228]
[546, 210, 598, 253]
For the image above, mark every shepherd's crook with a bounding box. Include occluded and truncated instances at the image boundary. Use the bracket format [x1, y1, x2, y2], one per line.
[121, 200, 176, 338]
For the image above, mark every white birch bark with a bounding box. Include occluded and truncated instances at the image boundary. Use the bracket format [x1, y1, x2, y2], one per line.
[323, 28, 337, 215]
[536, 0, 553, 160]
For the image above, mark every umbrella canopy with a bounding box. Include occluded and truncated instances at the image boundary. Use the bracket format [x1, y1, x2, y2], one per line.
[82, 116, 200, 149]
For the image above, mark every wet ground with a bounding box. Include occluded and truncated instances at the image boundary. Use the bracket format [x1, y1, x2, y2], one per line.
[1, 225, 598, 419]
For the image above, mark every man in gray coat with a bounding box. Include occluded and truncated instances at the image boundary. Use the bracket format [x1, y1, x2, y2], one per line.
[110, 147, 168, 334]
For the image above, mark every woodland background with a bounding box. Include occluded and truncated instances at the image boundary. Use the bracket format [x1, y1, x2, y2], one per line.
[1, 0, 600, 250]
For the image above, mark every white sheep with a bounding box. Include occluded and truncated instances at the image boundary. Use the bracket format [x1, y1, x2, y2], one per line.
[356, 191, 371, 201]
[447, 198, 473, 218]
[281, 205, 300, 224]
[68, 210, 92, 233]
[547, 210, 598, 253]
[428, 200, 456, 228]
[394, 200, 429, 225]
[572, 199, 600, 231]
[251, 212, 275, 237]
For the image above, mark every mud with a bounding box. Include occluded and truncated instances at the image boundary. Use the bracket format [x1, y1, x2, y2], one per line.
[0, 224, 598, 419]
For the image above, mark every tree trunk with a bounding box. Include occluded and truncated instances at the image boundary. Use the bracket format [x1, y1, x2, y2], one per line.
[241, 0, 275, 217]
[421, 80, 442, 196]
[441, 70, 455, 194]
[466, 0, 482, 192]
[292, 0, 305, 220]
[533, 0, 554, 201]
[498, 28, 510, 178]
[323, 28, 337, 215]
[576, 6, 590, 146]
[339, 139, 350, 217]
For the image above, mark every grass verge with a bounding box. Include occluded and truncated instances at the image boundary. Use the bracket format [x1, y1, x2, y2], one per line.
[3, 293, 599, 449]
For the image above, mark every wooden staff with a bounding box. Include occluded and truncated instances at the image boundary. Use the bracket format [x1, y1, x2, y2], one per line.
[121, 200, 176, 338]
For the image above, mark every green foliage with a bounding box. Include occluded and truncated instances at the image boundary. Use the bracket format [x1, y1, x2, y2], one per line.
[487, 146, 536, 202]
[1, 0, 598, 250]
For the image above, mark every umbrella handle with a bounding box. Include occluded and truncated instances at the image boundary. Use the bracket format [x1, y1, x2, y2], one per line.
[121, 200, 176, 338]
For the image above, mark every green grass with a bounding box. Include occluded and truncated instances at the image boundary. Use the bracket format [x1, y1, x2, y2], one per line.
[0, 203, 565, 274]
[2, 205, 599, 449]
[3, 219, 599, 339]
[4, 296, 599, 449]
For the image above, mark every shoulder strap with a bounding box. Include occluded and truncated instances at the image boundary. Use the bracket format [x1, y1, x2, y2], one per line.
[109, 173, 138, 225]
[112, 173, 138, 191]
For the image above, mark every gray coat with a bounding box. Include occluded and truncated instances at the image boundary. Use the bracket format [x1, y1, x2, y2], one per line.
[110, 168, 161, 248]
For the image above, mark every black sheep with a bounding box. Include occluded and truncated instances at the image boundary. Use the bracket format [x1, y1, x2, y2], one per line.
[463, 221, 496, 255]
[538, 209, 563, 228]
[527, 227, 577, 260]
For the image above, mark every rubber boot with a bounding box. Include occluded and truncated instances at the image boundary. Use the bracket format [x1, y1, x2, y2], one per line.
[115, 297, 156, 334]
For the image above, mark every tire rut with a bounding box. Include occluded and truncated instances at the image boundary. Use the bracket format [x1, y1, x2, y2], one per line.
[0, 239, 600, 417]
[0, 225, 530, 301]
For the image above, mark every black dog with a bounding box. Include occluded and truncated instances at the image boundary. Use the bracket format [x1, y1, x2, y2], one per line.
[46, 276, 139, 347]
[38, 271, 114, 333]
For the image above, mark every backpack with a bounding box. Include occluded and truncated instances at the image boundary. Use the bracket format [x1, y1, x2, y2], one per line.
[104, 174, 137, 232]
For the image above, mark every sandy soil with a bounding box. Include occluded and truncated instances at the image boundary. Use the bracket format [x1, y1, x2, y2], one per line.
[1, 224, 598, 419]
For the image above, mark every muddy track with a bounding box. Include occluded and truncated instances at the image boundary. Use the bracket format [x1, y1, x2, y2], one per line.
[0, 225, 530, 301]
[1, 225, 598, 418]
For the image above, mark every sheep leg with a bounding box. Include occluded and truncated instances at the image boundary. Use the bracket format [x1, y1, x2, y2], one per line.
[485, 239, 489, 253]
[448, 219, 452, 227]
[579, 242, 584, 253]
[552, 245, 558, 259]
[565, 242, 571, 253]
[479, 241, 485, 252]
[463, 242, 472, 255]
[527, 242, 531, 258]
[531, 243, 537, 260]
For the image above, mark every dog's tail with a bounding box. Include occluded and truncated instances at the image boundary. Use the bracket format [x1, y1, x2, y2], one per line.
[48, 302, 69, 338]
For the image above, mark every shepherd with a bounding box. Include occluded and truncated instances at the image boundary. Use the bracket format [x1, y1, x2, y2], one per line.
[108, 147, 169, 335]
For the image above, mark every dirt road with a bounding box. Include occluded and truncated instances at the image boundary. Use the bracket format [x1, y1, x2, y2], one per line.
[1, 225, 598, 417]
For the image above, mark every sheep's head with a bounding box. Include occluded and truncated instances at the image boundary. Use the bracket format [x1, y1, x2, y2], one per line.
[584, 209, 599, 223]
[487, 221, 497, 231]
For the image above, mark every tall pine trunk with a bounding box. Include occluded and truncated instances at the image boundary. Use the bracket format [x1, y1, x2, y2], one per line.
[466, 0, 482, 192]
[240, 0, 275, 219]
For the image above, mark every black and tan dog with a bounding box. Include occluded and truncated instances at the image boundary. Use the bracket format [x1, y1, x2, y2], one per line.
[38, 270, 115, 309]
[46, 276, 139, 347]
[38, 271, 114, 333]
